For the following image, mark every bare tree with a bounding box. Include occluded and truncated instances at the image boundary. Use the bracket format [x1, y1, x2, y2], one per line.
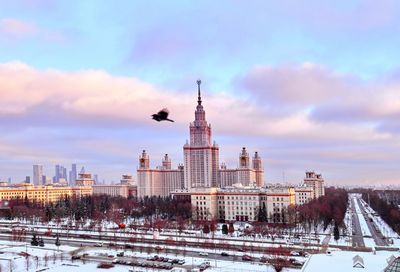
[7, 260, 15, 272]
[25, 256, 30, 272]
[44, 253, 48, 266]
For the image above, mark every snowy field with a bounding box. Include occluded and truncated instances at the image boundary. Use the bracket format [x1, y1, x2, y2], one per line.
[302, 249, 397, 272]
[0, 239, 302, 272]
[0, 237, 398, 272]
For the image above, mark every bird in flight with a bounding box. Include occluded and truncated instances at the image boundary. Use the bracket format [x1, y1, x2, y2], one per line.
[152, 108, 174, 122]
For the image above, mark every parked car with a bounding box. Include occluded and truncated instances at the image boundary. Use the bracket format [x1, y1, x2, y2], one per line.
[242, 255, 252, 261]
[199, 252, 209, 256]
[221, 252, 229, 256]
[94, 242, 103, 247]
[290, 251, 300, 256]
[259, 256, 267, 263]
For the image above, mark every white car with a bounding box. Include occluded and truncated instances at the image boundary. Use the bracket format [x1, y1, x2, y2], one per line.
[199, 252, 208, 256]
[290, 251, 300, 256]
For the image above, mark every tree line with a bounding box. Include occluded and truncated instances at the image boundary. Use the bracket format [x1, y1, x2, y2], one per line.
[5, 194, 192, 224]
[297, 187, 348, 239]
[362, 190, 400, 235]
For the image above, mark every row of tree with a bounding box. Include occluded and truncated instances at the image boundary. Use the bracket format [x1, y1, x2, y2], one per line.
[362, 190, 400, 235]
[297, 187, 348, 239]
[6, 194, 192, 225]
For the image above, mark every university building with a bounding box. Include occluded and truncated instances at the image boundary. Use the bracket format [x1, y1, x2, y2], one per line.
[172, 171, 324, 223]
[137, 152, 184, 198]
[137, 80, 264, 197]
[93, 175, 137, 198]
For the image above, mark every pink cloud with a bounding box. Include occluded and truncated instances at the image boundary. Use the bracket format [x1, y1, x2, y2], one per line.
[0, 18, 38, 38]
[0, 61, 400, 185]
[0, 61, 396, 144]
[0, 18, 66, 43]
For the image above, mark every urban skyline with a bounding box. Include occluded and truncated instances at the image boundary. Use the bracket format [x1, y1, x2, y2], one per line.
[1, 1, 400, 185]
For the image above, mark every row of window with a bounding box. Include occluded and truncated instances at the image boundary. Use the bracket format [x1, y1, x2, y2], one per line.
[219, 206, 256, 211]
[218, 201, 257, 206]
[217, 196, 258, 200]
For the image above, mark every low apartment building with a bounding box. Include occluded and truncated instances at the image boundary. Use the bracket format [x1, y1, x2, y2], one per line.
[0, 183, 92, 203]
[295, 185, 314, 205]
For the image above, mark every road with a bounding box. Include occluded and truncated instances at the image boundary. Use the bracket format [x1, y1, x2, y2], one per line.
[351, 196, 365, 247]
[356, 198, 388, 247]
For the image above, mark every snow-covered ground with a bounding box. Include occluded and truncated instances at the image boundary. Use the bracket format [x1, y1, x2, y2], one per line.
[0, 239, 301, 272]
[302, 250, 397, 272]
[1, 237, 398, 272]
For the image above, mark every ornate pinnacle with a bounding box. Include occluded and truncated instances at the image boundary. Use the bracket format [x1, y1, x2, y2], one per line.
[197, 79, 202, 105]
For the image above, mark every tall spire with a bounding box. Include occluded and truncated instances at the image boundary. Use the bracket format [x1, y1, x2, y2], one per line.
[197, 79, 202, 105]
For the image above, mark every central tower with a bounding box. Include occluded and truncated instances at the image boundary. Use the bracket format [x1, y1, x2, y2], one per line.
[183, 80, 219, 189]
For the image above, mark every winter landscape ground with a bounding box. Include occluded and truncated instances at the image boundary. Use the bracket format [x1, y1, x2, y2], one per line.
[0, 193, 398, 272]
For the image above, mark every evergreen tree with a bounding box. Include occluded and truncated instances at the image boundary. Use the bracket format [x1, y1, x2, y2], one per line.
[258, 203, 268, 222]
[222, 224, 228, 235]
[31, 234, 38, 246]
[333, 223, 340, 241]
[202, 224, 210, 234]
[55, 234, 60, 247]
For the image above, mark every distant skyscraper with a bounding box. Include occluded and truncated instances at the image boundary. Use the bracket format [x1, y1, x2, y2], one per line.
[42, 175, 47, 185]
[69, 164, 77, 185]
[93, 174, 98, 185]
[55, 164, 68, 183]
[183, 80, 219, 189]
[33, 165, 43, 185]
[25, 176, 30, 183]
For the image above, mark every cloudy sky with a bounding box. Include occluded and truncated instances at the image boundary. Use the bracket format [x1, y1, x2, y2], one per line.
[1, 0, 400, 185]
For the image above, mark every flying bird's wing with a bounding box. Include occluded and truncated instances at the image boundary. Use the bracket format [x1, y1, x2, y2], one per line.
[157, 108, 169, 119]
